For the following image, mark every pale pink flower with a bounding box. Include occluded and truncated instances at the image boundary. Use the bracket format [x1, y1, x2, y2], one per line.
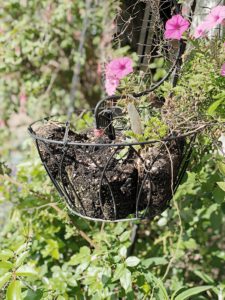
[105, 57, 133, 96]
[105, 57, 133, 80]
[194, 22, 209, 38]
[19, 91, 27, 113]
[205, 5, 225, 30]
[221, 63, 225, 77]
[94, 128, 104, 137]
[105, 77, 119, 96]
[0, 120, 5, 128]
[165, 15, 190, 40]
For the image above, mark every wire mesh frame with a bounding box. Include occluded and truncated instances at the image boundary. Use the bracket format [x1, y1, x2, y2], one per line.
[28, 118, 196, 222]
[27, 1, 193, 222]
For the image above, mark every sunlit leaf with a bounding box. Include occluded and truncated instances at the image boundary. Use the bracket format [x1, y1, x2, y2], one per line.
[194, 270, 214, 284]
[0, 261, 13, 271]
[6, 280, 22, 300]
[120, 268, 131, 291]
[217, 182, 225, 192]
[16, 265, 38, 277]
[112, 264, 125, 282]
[207, 99, 223, 115]
[174, 286, 213, 300]
[142, 257, 168, 268]
[0, 272, 11, 289]
[218, 162, 225, 176]
[125, 256, 140, 267]
[0, 250, 14, 261]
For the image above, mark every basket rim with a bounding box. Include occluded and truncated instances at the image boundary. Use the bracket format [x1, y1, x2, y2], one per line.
[27, 116, 206, 147]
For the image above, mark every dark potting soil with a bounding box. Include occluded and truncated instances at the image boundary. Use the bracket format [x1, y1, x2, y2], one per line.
[36, 122, 185, 220]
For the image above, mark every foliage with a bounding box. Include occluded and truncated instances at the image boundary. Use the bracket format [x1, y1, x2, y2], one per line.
[1, 134, 225, 299]
[0, 145, 225, 299]
[0, 1, 225, 300]
[0, 0, 120, 122]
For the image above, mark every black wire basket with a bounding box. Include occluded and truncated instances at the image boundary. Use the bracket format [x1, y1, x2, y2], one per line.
[28, 0, 196, 222]
[28, 109, 195, 222]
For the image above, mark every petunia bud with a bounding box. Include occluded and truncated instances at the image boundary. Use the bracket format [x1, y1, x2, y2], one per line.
[94, 128, 104, 138]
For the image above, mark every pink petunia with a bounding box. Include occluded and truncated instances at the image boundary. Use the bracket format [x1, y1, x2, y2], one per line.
[194, 21, 211, 38]
[105, 57, 133, 96]
[94, 128, 104, 138]
[221, 63, 225, 77]
[19, 91, 27, 113]
[105, 77, 120, 96]
[0, 120, 5, 128]
[105, 57, 133, 80]
[165, 15, 190, 40]
[205, 5, 225, 30]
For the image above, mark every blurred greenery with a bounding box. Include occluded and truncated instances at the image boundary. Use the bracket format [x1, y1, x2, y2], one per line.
[0, 0, 225, 299]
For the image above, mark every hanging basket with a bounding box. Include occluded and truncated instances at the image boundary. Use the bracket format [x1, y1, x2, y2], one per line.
[27, 0, 194, 222]
[28, 110, 195, 222]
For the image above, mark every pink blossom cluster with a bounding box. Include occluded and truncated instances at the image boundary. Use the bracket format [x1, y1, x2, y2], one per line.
[164, 6, 225, 40]
[105, 57, 133, 96]
[194, 6, 225, 38]
[164, 6, 225, 77]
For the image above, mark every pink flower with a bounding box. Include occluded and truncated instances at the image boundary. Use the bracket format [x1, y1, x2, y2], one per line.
[165, 15, 190, 40]
[0, 120, 5, 128]
[105, 77, 119, 96]
[19, 91, 27, 113]
[105, 57, 133, 96]
[221, 63, 225, 77]
[194, 22, 209, 38]
[94, 128, 104, 137]
[205, 5, 225, 30]
[106, 57, 133, 80]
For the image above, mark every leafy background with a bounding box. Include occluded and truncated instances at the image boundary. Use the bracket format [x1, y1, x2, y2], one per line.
[0, 0, 225, 299]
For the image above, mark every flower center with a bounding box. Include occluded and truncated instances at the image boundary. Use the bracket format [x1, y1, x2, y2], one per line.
[173, 24, 181, 30]
[119, 64, 126, 70]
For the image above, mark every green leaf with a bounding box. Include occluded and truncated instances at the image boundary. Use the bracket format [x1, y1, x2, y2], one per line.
[217, 182, 225, 192]
[0, 272, 11, 289]
[0, 261, 13, 271]
[23, 289, 43, 300]
[142, 257, 168, 268]
[69, 246, 91, 266]
[16, 265, 38, 277]
[112, 264, 126, 282]
[119, 230, 131, 242]
[6, 280, 22, 300]
[119, 246, 127, 258]
[120, 268, 131, 291]
[15, 251, 29, 268]
[171, 288, 186, 300]
[207, 99, 223, 115]
[145, 273, 169, 300]
[0, 250, 14, 261]
[194, 270, 214, 284]
[15, 244, 27, 255]
[127, 103, 143, 135]
[218, 162, 225, 176]
[174, 286, 213, 300]
[125, 256, 140, 267]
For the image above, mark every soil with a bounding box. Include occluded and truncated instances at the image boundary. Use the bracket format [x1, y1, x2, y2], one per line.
[36, 122, 185, 220]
